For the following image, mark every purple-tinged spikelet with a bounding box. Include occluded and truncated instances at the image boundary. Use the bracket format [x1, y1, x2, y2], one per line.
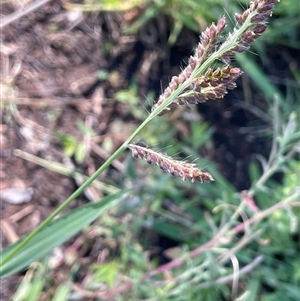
[151, 0, 279, 115]
[152, 18, 228, 116]
[222, 0, 279, 62]
[129, 143, 214, 183]
[153, 66, 243, 114]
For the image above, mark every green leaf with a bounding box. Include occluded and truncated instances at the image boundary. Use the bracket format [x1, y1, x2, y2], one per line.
[54, 131, 78, 157]
[11, 263, 46, 301]
[114, 86, 139, 104]
[52, 283, 71, 301]
[0, 191, 127, 278]
[92, 262, 119, 287]
[249, 160, 261, 183]
[12, 278, 44, 301]
[244, 278, 260, 301]
[75, 141, 87, 164]
[76, 120, 95, 136]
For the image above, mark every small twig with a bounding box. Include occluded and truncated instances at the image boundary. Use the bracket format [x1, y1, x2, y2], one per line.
[219, 229, 262, 264]
[0, 0, 52, 29]
[0, 220, 19, 243]
[13, 149, 119, 195]
[15, 97, 98, 106]
[9, 205, 35, 223]
[267, 94, 280, 168]
[232, 191, 299, 233]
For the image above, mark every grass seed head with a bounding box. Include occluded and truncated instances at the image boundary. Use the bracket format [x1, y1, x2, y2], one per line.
[129, 143, 214, 183]
[151, 0, 279, 116]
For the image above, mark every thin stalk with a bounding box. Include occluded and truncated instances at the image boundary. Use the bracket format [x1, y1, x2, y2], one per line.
[0, 0, 52, 29]
[267, 94, 280, 168]
[13, 149, 119, 194]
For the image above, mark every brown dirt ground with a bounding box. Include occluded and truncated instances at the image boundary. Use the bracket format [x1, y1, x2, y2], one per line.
[0, 1, 298, 300]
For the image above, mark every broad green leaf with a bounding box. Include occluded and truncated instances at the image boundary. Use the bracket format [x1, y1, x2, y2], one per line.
[0, 191, 127, 278]
[52, 283, 71, 301]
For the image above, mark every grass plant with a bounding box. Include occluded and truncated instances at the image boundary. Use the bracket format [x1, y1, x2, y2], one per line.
[1, 0, 299, 300]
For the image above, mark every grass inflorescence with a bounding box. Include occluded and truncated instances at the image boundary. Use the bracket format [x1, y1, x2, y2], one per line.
[130, 0, 280, 182]
[4, 1, 299, 301]
[129, 142, 214, 183]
